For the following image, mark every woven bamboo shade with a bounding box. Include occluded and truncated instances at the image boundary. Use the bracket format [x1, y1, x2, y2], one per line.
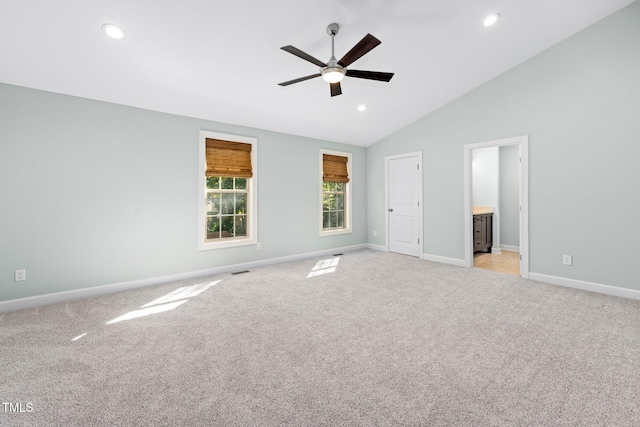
[323, 154, 349, 183]
[206, 139, 253, 178]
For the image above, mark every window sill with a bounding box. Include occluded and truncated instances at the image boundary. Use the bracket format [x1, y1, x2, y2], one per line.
[319, 228, 352, 237]
[199, 237, 257, 251]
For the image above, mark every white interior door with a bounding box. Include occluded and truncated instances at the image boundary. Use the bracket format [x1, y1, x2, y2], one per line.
[388, 155, 421, 257]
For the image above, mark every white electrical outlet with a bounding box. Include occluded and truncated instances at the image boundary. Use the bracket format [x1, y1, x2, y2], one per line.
[373, 230, 378, 237]
[257, 243, 262, 250]
[15, 269, 26, 281]
[562, 255, 572, 266]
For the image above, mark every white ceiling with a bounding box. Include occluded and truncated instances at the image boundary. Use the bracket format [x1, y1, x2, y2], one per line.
[0, 0, 635, 146]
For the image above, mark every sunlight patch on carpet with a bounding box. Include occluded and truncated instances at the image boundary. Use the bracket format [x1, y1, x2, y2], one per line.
[307, 257, 340, 278]
[71, 333, 87, 341]
[105, 280, 221, 324]
[141, 281, 221, 308]
[106, 300, 187, 324]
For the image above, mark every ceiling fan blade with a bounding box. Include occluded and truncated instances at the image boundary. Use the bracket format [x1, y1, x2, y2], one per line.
[346, 69, 394, 82]
[278, 73, 322, 86]
[281, 45, 327, 67]
[337, 34, 381, 67]
[330, 82, 342, 97]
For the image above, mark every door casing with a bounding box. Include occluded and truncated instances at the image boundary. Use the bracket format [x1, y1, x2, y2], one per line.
[463, 136, 529, 278]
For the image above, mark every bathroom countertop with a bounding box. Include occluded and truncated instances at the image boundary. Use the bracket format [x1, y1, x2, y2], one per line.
[473, 206, 494, 215]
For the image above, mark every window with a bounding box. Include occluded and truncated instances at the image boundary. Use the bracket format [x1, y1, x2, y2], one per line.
[323, 181, 345, 230]
[199, 131, 257, 250]
[320, 150, 352, 236]
[206, 177, 248, 240]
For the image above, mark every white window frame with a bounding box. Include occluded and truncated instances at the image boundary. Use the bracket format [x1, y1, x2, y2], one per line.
[319, 149, 352, 237]
[198, 130, 258, 250]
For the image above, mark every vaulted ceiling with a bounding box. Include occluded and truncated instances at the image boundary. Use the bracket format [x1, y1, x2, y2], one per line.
[0, 0, 634, 146]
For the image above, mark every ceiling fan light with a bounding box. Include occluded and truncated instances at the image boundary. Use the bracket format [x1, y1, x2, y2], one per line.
[322, 67, 346, 83]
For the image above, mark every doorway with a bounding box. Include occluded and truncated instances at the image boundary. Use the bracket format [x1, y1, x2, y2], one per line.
[385, 152, 423, 257]
[463, 136, 529, 278]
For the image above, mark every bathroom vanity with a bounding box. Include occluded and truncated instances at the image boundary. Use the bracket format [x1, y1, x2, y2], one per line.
[473, 207, 493, 253]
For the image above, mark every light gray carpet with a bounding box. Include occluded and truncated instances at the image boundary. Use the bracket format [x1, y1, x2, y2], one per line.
[1, 250, 639, 426]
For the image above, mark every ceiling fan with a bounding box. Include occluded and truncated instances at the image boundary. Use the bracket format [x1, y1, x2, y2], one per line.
[278, 23, 394, 97]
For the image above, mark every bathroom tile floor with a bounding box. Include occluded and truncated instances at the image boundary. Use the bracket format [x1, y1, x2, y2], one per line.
[474, 250, 520, 276]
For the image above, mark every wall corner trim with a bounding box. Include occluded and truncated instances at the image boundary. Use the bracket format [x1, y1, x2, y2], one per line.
[366, 243, 387, 252]
[529, 272, 640, 301]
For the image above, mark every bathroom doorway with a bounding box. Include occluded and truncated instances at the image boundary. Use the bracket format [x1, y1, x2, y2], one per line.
[463, 136, 529, 278]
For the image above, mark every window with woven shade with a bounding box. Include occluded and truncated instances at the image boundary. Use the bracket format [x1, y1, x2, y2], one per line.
[320, 150, 352, 235]
[199, 131, 258, 250]
[205, 139, 253, 178]
[322, 154, 349, 183]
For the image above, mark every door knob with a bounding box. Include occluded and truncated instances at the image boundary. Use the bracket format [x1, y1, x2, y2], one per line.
[388, 208, 393, 212]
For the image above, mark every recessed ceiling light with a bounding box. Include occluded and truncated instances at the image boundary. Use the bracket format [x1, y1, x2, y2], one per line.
[101, 23, 125, 40]
[357, 104, 367, 112]
[483, 13, 500, 27]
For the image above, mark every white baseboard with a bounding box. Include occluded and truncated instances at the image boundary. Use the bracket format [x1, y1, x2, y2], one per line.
[367, 246, 465, 266]
[491, 247, 502, 254]
[9, 246, 636, 312]
[0, 244, 367, 313]
[501, 245, 520, 252]
[529, 272, 640, 301]
[422, 253, 466, 267]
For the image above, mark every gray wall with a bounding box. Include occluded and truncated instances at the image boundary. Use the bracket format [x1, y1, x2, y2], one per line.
[499, 145, 520, 248]
[367, 2, 640, 290]
[0, 84, 366, 301]
[472, 146, 498, 210]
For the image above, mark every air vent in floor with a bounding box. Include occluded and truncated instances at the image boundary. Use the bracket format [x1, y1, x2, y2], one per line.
[231, 270, 250, 275]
